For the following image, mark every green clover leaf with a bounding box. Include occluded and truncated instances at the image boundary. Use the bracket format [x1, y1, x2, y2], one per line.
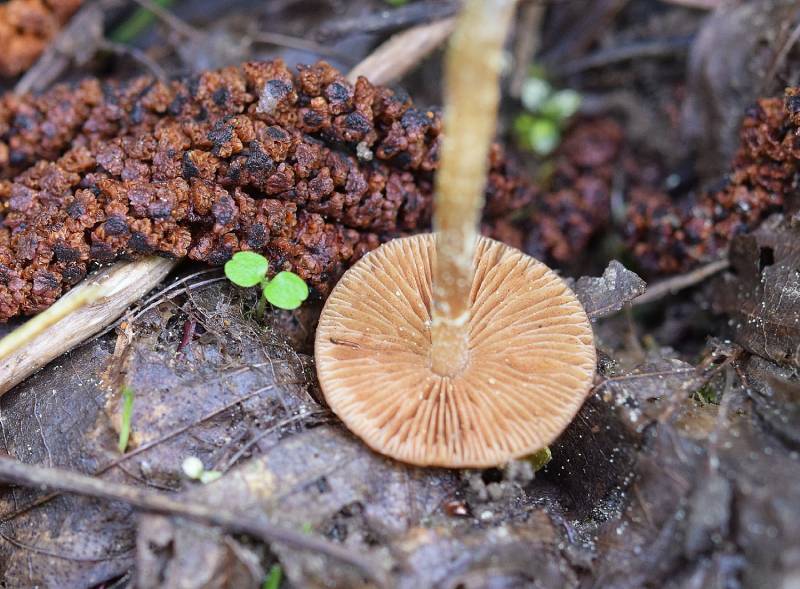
[224, 251, 269, 287]
[540, 89, 582, 122]
[527, 117, 561, 156]
[263, 271, 309, 310]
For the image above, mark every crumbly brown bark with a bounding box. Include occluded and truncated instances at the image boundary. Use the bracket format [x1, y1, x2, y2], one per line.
[628, 91, 794, 273]
[0, 60, 542, 322]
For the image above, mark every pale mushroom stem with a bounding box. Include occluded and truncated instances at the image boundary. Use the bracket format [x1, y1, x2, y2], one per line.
[430, 0, 518, 376]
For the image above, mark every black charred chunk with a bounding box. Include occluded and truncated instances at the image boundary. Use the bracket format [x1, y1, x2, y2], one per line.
[104, 216, 129, 236]
[208, 122, 234, 149]
[212, 86, 230, 106]
[401, 108, 431, 131]
[246, 142, 276, 174]
[344, 112, 371, 135]
[32, 271, 59, 292]
[61, 264, 86, 285]
[182, 151, 200, 179]
[247, 224, 268, 249]
[53, 243, 81, 262]
[129, 232, 153, 254]
[65, 201, 86, 219]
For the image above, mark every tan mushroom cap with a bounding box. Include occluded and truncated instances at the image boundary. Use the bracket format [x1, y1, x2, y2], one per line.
[315, 234, 596, 467]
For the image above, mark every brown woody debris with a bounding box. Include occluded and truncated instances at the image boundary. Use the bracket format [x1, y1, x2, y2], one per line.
[628, 92, 792, 273]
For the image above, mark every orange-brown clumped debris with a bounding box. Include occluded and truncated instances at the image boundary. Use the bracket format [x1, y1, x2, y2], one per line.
[0, 59, 537, 322]
[627, 89, 800, 273]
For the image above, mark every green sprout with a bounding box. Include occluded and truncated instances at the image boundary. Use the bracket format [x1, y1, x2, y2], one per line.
[262, 565, 283, 589]
[224, 252, 309, 315]
[526, 446, 552, 471]
[118, 386, 135, 453]
[181, 456, 223, 485]
[692, 384, 719, 405]
[384, 0, 408, 6]
[110, 0, 175, 44]
[514, 70, 582, 156]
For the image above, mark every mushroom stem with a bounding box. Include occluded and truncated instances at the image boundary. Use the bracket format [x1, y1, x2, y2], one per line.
[430, 0, 518, 376]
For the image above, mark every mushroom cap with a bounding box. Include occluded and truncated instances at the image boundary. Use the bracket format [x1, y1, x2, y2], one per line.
[315, 234, 596, 467]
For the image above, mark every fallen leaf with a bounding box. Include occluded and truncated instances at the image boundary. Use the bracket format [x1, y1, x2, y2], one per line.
[714, 215, 800, 368]
[573, 260, 647, 320]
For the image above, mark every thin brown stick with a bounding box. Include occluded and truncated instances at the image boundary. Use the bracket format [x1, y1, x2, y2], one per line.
[509, 0, 544, 97]
[0, 456, 384, 583]
[658, 0, 720, 8]
[633, 258, 729, 306]
[0, 386, 274, 523]
[15, 0, 123, 94]
[347, 18, 456, 86]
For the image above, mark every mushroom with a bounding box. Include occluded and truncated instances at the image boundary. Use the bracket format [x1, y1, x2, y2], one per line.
[315, 0, 596, 467]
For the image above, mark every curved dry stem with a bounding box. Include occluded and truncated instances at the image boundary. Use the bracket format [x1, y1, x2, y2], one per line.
[431, 0, 518, 376]
[0, 258, 175, 395]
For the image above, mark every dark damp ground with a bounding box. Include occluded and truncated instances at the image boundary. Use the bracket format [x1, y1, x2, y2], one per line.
[1, 1, 799, 587]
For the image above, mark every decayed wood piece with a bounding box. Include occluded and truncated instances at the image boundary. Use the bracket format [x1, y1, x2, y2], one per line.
[0, 20, 457, 393]
[0, 258, 173, 394]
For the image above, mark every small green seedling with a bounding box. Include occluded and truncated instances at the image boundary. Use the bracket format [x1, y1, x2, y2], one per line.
[526, 446, 552, 472]
[118, 386, 135, 453]
[181, 456, 223, 485]
[693, 384, 719, 405]
[514, 69, 582, 156]
[262, 564, 283, 589]
[224, 252, 309, 315]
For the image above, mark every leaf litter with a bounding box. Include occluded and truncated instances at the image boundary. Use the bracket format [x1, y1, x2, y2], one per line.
[3, 1, 800, 587]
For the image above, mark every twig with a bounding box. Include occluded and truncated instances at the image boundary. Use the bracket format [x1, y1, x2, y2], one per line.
[658, 0, 720, 8]
[760, 11, 800, 93]
[0, 258, 175, 394]
[542, 0, 630, 66]
[633, 258, 729, 306]
[347, 18, 456, 86]
[317, 1, 459, 40]
[220, 410, 326, 471]
[557, 35, 693, 76]
[0, 17, 455, 394]
[0, 457, 384, 583]
[99, 39, 168, 83]
[131, 0, 199, 40]
[0, 385, 275, 523]
[509, 0, 545, 97]
[248, 31, 348, 60]
[15, 0, 123, 94]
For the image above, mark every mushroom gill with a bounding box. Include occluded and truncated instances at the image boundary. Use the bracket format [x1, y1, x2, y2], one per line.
[315, 233, 595, 467]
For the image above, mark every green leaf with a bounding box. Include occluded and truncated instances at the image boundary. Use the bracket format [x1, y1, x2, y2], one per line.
[540, 89, 582, 122]
[263, 271, 309, 310]
[110, 0, 175, 44]
[262, 565, 283, 589]
[199, 470, 222, 484]
[526, 446, 552, 471]
[520, 77, 552, 112]
[181, 456, 204, 479]
[528, 117, 561, 155]
[225, 251, 269, 287]
[118, 386, 135, 453]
